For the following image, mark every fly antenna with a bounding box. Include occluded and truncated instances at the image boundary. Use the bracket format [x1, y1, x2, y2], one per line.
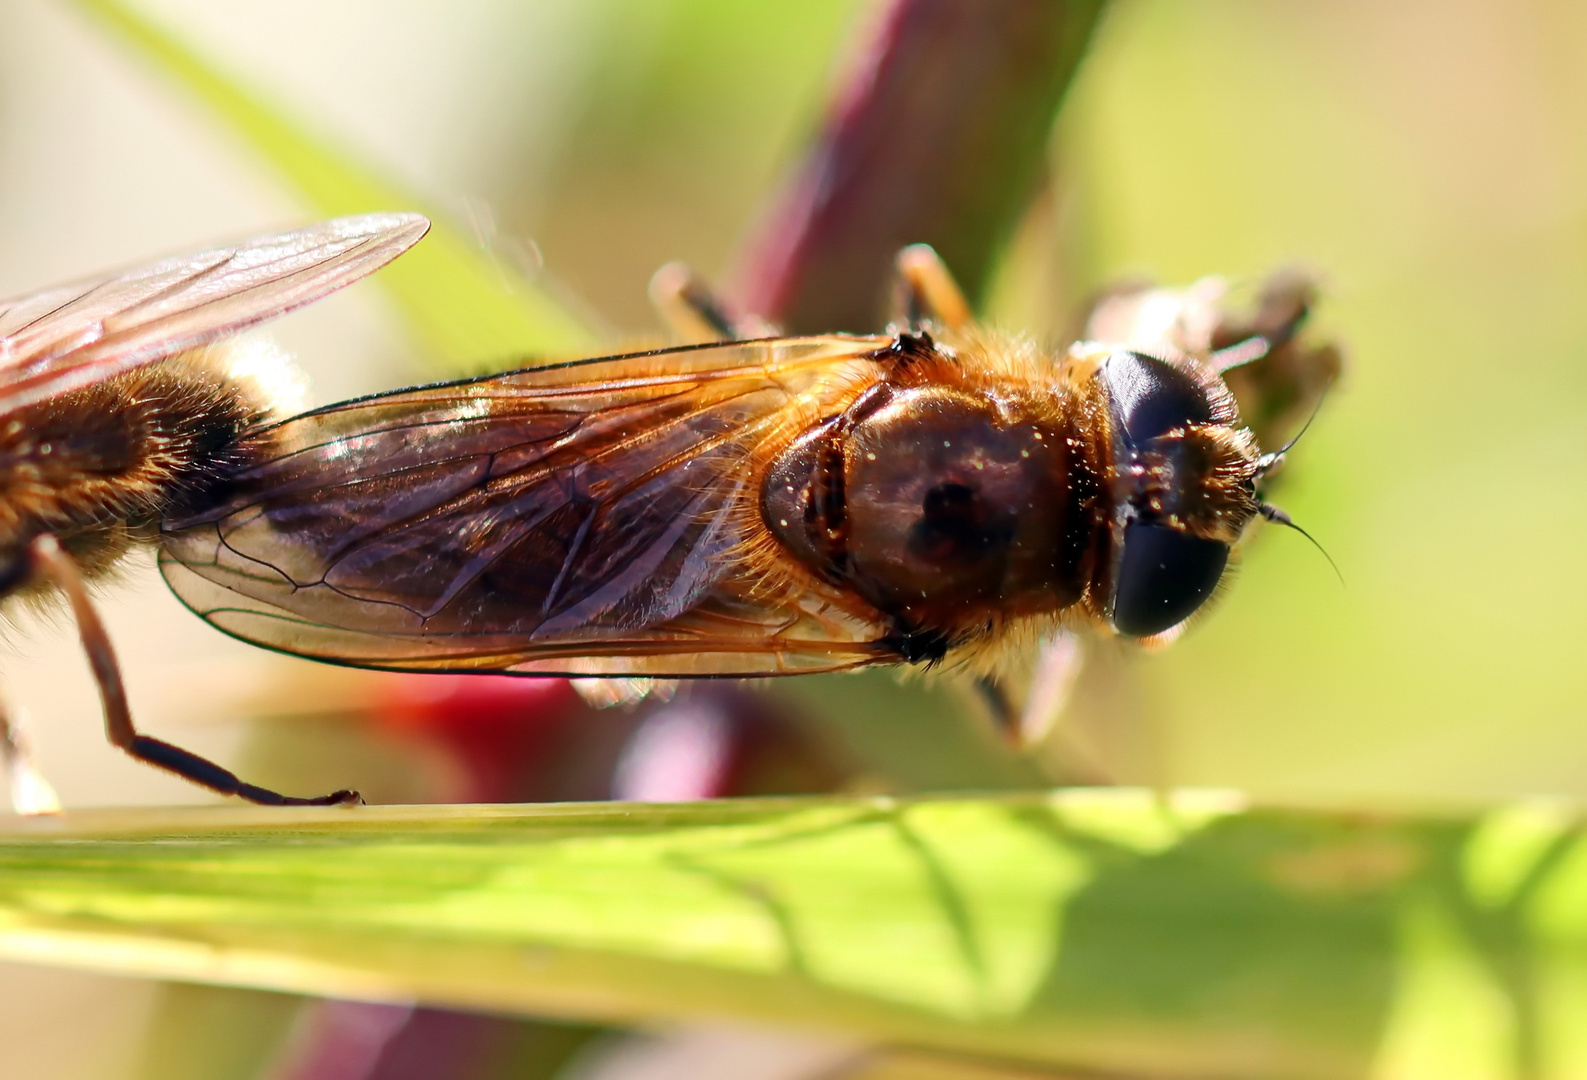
[1259, 502, 1344, 586]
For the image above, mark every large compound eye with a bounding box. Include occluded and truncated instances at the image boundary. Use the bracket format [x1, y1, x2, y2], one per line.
[1101, 351, 1213, 447]
[1111, 522, 1228, 637]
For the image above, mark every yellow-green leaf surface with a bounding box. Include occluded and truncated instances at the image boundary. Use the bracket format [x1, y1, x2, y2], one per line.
[2, 790, 1584, 1079]
[75, 0, 598, 369]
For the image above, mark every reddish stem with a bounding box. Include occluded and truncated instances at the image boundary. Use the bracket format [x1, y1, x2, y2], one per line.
[738, 0, 1108, 332]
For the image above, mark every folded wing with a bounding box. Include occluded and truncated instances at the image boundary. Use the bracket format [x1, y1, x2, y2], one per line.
[160, 336, 899, 676]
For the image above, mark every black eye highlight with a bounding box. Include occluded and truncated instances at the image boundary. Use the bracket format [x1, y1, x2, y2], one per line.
[1111, 522, 1228, 637]
[1102, 351, 1213, 447]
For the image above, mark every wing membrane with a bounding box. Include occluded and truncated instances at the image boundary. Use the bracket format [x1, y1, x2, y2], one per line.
[0, 213, 429, 416]
[161, 336, 900, 676]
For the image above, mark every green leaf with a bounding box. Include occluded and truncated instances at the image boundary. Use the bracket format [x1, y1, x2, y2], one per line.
[73, 0, 598, 369]
[1, 790, 1581, 1078]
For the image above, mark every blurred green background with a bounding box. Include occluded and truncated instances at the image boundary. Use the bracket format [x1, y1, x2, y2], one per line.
[1054, 1, 1587, 803]
[0, 1, 1583, 1077]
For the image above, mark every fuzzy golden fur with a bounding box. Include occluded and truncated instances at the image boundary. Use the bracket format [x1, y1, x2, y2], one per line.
[0, 345, 269, 602]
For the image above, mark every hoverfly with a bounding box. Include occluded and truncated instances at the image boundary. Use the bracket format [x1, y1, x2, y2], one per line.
[0, 213, 429, 809]
[159, 244, 1327, 747]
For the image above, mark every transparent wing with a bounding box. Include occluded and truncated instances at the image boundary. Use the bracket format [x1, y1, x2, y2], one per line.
[160, 336, 901, 677]
[0, 213, 429, 416]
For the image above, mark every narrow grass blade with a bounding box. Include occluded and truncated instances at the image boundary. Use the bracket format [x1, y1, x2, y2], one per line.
[73, 0, 599, 369]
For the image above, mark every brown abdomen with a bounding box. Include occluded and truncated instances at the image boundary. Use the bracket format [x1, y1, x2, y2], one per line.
[762, 386, 1090, 639]
[0, 353, 267, 595]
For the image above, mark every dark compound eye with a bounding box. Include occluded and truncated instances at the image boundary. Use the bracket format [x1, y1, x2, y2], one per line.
[1101, 351, 1213, 447]
[1111, 522, 1228, 637]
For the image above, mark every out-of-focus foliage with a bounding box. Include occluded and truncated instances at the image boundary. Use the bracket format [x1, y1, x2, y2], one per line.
[496, 0, 865, 334]
[75, 0, 599, 369]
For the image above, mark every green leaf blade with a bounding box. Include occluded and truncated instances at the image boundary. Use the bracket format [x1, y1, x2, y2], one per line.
[3, 791, 1581, 1078]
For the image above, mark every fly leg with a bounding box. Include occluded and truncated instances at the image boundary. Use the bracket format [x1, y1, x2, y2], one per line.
[28, 534, 360, 806]
[1209, 271, 1340, 456]
[972, 676, 1019, 738]
[889, 244, 971, 331]
[649, 263, 776, 343]
[1208, 270, 1315, 370]
[975, 633, 1113, 784]
[0, 697, 60, 815]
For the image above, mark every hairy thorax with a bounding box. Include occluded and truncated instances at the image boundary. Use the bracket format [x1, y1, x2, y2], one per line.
[760, 330, 1113, 656]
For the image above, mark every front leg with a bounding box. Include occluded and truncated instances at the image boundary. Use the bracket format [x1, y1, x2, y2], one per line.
[1212, 273, 1341, 453]
[974, 633, 1113, 784]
